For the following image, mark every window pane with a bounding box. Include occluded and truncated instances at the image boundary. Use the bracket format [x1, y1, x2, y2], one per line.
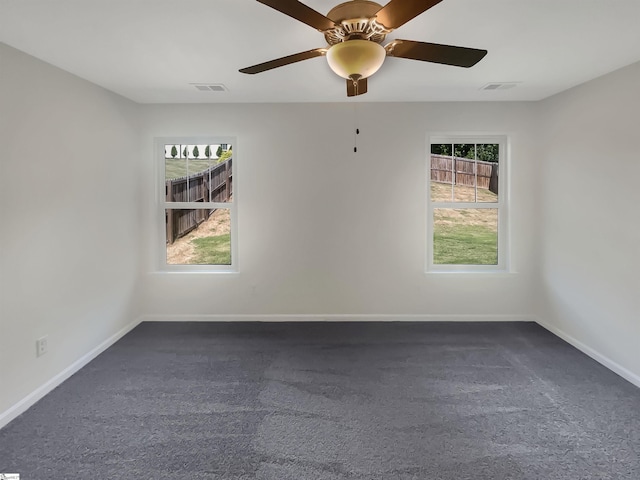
[452, 144, 476, 201]
[430, 143, 498, 203]
[165, 208, 231, 265]
[430, 144, 454, 202]
[165, 144, 233, 203]
[433, 208, 498, 265]
[476, 144, 499, 203]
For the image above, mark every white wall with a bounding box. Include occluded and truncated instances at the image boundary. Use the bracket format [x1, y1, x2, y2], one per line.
[537, 61, 640, 382]
[139, 102, 540, 319]
[0, 44, 142, 419]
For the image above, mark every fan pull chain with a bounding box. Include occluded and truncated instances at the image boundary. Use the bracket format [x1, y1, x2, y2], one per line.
[354, 105, 359, 153]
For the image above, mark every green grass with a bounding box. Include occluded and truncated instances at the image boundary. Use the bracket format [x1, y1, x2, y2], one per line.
[431, 182, 498, 203]
[191, 234, 231, 265]
[433, 224, 497, 265]
[165, 159, 220, 181]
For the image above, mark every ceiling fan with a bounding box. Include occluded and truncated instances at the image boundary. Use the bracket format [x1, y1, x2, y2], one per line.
[239, 0, 488, 97]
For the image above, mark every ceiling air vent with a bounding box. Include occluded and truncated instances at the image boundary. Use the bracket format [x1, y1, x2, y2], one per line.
[481, 82, 519, 91]
[191, 84, 228, 92]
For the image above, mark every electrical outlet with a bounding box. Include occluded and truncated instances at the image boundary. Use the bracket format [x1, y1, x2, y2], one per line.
[36, 336, 48, 357]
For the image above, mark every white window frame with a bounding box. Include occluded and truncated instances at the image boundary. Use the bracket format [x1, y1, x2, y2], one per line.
[426, 134, 509, 273]
[156, 136, 238, 273]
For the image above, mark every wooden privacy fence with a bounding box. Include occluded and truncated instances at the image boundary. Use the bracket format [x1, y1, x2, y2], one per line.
[431, 155, 498, 194]
[165, 158, 232, 244]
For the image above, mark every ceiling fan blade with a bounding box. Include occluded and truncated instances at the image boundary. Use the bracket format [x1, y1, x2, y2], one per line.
[346, 77, 368, 97]
[375, 0, 443, 30]
[256, 0, 336, 32]
[239, 48, 327, 74]
[386, 40, 487, 67]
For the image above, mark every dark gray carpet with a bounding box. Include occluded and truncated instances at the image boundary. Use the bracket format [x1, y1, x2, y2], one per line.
[1, 322, 639, 479]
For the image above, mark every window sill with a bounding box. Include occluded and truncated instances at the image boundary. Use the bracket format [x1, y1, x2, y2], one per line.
[151, 268, 239, 275]
[424, 269, 516, 276]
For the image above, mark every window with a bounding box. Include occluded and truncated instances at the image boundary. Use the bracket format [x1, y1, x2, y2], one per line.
[158, 137, 237, 271]
[427, 136, 507, 272]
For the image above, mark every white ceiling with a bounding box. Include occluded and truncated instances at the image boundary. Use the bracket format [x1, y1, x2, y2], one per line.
[2, 0, 640, 104]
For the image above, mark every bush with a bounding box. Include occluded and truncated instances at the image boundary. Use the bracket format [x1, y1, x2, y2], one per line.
[217, 150, 232, 163]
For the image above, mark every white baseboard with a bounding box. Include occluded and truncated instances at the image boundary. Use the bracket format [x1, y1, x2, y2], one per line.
[139, 313, 535, 323]
[0, 317, 142, 430]
[535, 316, 640, 389]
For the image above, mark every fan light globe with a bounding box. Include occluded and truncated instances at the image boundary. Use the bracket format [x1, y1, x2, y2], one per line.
[326, 40, 386, 80]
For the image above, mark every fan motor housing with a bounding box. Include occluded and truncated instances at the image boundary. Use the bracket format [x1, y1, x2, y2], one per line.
[324, 0, 388, 45]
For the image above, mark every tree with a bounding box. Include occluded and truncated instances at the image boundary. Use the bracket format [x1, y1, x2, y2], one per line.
[431, 144, 452, 156]
[183, 147, 187, 158]
[193, 146, 200, 158]
[205, 145, 211, 158]
[216, 145, 223, 158]
[475, 144, 499, 163]
[217, 149, 232, 163]
[171, 145, 177, 158]
[432, 144, 470, 157]
[431, 143, 498, 163]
